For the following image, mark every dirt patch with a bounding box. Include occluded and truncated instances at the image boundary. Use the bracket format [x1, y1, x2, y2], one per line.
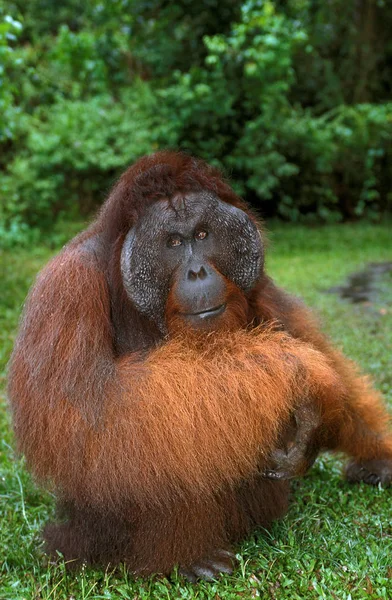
[326, 262, 392, 304]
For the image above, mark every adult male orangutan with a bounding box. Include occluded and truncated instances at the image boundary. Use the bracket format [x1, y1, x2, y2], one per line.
[8, 151, 392, 581]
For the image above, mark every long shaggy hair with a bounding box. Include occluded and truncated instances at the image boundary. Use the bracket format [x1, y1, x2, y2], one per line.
[8, 150, 392, 575]
[11, 323, 341, 508]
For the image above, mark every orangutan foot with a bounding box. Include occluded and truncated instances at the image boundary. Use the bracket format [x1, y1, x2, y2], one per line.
[345, 458, 392, 486]
[179, 549, 236, 582]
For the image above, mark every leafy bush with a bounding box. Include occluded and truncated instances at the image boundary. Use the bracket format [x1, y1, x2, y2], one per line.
[0, 84, 177, 240]
[0, 11, 23, 143]
[159, 1, 392, 221]
[1, 0, 392, 246]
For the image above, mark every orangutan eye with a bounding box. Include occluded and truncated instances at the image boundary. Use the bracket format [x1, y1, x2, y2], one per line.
[167, 236, 182, 248]
[195, 230, 208, 241]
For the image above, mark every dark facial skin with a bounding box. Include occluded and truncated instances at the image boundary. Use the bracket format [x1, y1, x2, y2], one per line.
[121, 192, 263, 331]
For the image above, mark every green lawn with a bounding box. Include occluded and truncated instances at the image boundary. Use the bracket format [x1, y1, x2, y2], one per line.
[1, 221, 391, 600]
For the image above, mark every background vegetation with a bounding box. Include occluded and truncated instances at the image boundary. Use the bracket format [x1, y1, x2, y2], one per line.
[1, 0, 392, 247]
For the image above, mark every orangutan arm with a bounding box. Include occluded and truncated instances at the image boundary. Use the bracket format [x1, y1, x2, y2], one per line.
[255, 278, 392, 485]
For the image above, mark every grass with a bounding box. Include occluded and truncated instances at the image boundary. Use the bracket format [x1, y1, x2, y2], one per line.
[0, 220, 391, 600]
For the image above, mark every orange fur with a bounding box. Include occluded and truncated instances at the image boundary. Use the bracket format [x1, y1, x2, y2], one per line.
[9, 250, 341, 511]
[8, 150, 392, 575]
[250, 281, 392, 460]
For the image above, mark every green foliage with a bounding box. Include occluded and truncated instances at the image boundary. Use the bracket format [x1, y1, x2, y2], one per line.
[1, 0, 392, 245]
[0, 85, 175, 243]
[128, 0, 241, 76]
[287, 0, 392, 109]
[159, 1, 392, 221]
[0, 10, 23, 142]
[12, 0, 89, 39]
